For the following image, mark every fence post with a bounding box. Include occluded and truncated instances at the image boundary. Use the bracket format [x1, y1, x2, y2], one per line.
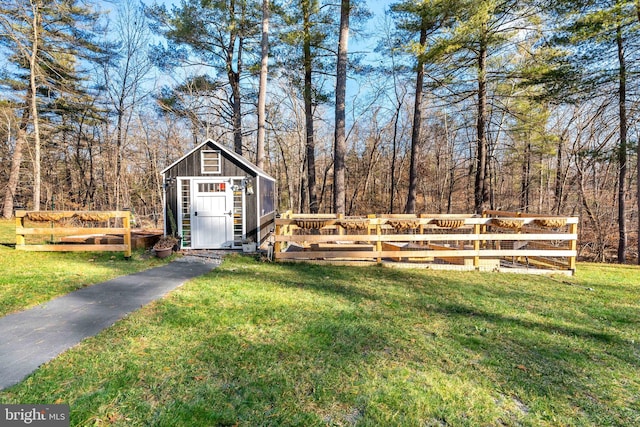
[15, 210, 25, 247]
[284, 211, 292, 238]
[473, 223, 481, 269]
[376, 216, 383, 264]
[274, 221, 282, 256]
[569, 222, 577, 274]
[122, 211, 132, 258]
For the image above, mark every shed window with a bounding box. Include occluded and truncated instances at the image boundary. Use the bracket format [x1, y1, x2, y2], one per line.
[198, 182, 226, 193]
[201, 150, 221, 174]
[260, 177, 275, 216]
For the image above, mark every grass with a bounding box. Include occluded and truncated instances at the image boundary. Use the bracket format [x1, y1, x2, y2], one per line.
[0, 219, 172, 316]
[1, 239, 639, 426]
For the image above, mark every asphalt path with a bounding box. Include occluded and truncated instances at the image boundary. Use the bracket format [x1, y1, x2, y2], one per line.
[0, 257, 218, 390]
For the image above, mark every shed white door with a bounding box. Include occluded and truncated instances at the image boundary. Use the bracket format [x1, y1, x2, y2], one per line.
[192, 180, 233, 249]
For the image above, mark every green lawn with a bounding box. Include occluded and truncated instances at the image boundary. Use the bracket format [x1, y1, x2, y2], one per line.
[1, 239, 638, 426]
[0, 219, 172, 316]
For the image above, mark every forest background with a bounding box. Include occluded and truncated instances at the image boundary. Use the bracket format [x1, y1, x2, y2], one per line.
[0, 0, 638, 263]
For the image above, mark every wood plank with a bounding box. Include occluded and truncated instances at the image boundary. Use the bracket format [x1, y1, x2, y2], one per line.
[286, 214, 338, 219]
[16, 210, 129, 218]
[275, 233, 577, 243]
[473, 223, 481, 267]
[381, 242, 403, 261]
[276, 249, 576, 260]
[17, 227, 128, 236]
[16, 244, 128, 252]
[484, 210, 568, 219]
[432, 249, 576, 257]
[310, 243, 374, 251]
[569, 222, 578, 272]
[277, 250, 376, 259]
[426, 243, 465, 265]
[122, 212, 132, 257]
[520, 256, 569, 269]
[60, 235, 107, 244]
[480, 233, 577, 241]
[275, 250, 442, 259]
[278, 259, 378, 267]
[381, 242, 434, 262]
[276, 259, 573, 275]
[277, 216, 579, 226]
[15, 215, 25, 246]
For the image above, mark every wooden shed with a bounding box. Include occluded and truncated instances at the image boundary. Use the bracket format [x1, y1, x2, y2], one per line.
[161, 139, 276, 249]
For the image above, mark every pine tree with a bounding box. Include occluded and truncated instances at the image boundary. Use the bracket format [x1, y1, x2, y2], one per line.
[273, 0, 336, 213]
[147, 0, 261, 155]
[0, 0, 103, 213]
[390, 0, 455, 213]
[333, 0, 350, 215]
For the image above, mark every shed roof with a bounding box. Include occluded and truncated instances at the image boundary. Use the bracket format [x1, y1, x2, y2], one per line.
[161, 139, 275, 181]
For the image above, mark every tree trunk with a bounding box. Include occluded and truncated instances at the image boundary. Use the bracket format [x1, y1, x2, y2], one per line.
[520, 140, 531, 212]
[113, 34, 130, 212]
[635, 1, 640, 264]
[256, 0, 269, 169]
[474, 36, 489, 214]
[303, 1, 318, 213]
[273, 133, 294, 210]
[29, 1, 42, 211]
[333, 0, 349, 214]
[2, 109, 29, 218]
[227, 0, 243, 155]
[348, 133, 380, 214]
[578, 163, 606, 262]
[231, 56, 243, 155]
[115, 101, 125, 210]
[553, 136, 564, 214]
[389, 103, 400, 213]
[616, 24, 627, 263]
[405, 22, 427, 214]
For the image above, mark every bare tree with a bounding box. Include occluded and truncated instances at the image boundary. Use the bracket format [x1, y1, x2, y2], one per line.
[615, 23, 628, 262]
[103, 0, 153, 210]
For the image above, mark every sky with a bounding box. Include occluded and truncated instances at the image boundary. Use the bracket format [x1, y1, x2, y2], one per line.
[142, 0, 399, 90]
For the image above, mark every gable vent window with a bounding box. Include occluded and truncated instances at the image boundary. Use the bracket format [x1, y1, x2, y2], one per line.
[201, 150, 221, 174]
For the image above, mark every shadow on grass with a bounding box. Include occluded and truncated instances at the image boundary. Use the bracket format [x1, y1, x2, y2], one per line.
[433, 297, 640, 425]
[211, 259, 640, 424]
[5, 256, 637, 425]
[214, 261, 385, 305]
[434, 300, 631, 346]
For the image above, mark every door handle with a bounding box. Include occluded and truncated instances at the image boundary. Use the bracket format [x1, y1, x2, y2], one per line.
[194, 212, 198, 217]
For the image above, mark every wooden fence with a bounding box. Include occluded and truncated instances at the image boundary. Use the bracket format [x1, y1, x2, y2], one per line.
[274, 211, 578, 274]
[15, 210, 132, 257]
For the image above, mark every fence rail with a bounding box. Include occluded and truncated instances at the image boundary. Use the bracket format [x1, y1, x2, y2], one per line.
[15, 210, 132, 257]
[274, 211, 578, 274]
